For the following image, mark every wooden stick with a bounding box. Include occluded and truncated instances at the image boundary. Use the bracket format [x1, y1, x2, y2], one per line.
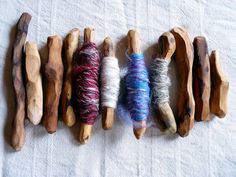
[193, 36, 211, 121]
[12, 12, 31, 151]
[79, 27, 94, 144]
[43, 35, 64, 133]
[155, 32, 177, 133]
[209, 50, 229, 118]
[171, 27, 195, 137]
[102, 37, 116, 130]
[127, 29, 146, 139]
[25, 42, 43, 125]
[61, 28, 79, 127]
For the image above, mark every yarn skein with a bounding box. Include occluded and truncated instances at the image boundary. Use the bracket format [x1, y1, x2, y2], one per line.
[73, 42, 100, 125]
[101, 57, 120, 108]
[125, 52, 150, 122]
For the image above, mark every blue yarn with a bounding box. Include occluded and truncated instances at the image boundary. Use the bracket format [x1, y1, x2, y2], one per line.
[125, 52, 150, 121]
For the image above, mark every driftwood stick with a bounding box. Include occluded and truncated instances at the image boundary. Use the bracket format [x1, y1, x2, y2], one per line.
[171, 27, 195, 137]
[12, 12, 32, 151]
[193, 36, 211, 121]
[79, 27, 95, 144]
[127, 29, 146, 139]
[43, 35, 64, 133]
[25, 42, 43, 125]
[62, 28, 79, 127]
[102, 37, 116, 130]
[154, 32, 177, 133]
[209, 50, 229, 118]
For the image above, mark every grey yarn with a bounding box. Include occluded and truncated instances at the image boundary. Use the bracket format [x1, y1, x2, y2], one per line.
[150, 58, 171, 105]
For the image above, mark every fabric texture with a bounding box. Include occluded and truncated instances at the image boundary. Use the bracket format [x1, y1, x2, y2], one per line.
[0, 0, 236, 177]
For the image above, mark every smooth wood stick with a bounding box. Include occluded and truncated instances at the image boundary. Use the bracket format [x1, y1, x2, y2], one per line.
[171, 27, 195, 137]
[127, 29, 146, 139]
[209, 50, 229, 118]
[43, 35, 64, 133]
[102, 37, 116, 130]
[12, 12, 31, 151]
[25, 42, 43, 125]
[193, 36, 211, 121]
[79, 27, 94, 144]
[62, 28, 79, 127]
[155, 32, 177, 134]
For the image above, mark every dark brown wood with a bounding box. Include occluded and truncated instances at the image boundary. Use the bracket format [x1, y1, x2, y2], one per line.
[171, 27, 195, 137]
[193, 36, 211, 121]
[61, 28, 79, 127]
[12, 12, 32, 151]
[154, 32, 177, 134]
[43, 35, 64, 133]
[209, 50, 229, 118]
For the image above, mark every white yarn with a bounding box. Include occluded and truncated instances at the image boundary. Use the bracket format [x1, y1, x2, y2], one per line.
[101, 56, 120, 108]
[150, 58, 171, 105]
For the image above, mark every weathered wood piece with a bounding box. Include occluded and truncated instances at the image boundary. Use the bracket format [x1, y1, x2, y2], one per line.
[154, 32, 177, 133]
[25, 42, 43, 125]
[12, 12, 32, 151]
[171, 27, 195, 137]
[62, 28, 79, 127]
[43, 35, 64, 133]
[193, 36, 211, 121]
[209, 50, 229, 118]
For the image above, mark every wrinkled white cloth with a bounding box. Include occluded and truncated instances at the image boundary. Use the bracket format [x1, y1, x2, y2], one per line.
[0, 0, 236, 177]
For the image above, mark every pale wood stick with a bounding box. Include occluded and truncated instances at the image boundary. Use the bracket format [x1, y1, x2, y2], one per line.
[102, 37, 116, 130]
[43, 35, 64, 133]
[209, 50, 229, 118]
[62, 28, 79, 127]
[171, 27, 195, 137]
[25, 42, 43, 125]
[127, 29, 146, 139]
[12, 12, 31, 151]
[193, 36, 211, 121]
[79, 27, 95, 144]
[155, 32, 177, 134]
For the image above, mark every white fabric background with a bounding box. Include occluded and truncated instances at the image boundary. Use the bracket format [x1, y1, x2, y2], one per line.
[1, 0, 236, 177]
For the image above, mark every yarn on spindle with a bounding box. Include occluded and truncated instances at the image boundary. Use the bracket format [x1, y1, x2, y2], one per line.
[73, 42, 100, 125]
[125, 52, 150, 122]
[101, 57, 120, 108]
[150, 58, 170, 106]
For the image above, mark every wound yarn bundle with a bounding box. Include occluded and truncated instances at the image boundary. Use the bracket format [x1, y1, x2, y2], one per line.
[73, 42, 100, 124]
[101, 57, 120, 108]
[150, 58, 170, 106]
[125, 52, 150, 121]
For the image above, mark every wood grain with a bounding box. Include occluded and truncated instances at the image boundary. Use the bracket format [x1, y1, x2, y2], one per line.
[62, 28, 79, 127]
[171, 27, 195, 137]
[25, 42, 43, 125]
[193, 36, 211, 121]
[43, 35, 64, 133]
[12, 12, 32, 151]
[209, 50, 229, 118]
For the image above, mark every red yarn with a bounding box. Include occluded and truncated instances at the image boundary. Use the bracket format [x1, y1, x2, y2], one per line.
[73, 42, 100, 124]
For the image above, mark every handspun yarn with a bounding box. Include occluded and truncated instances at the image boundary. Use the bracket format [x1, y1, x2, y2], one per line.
[101, 57, 120, 108]
[150, 58, 170, 106]
[73, 42, 100, 124]
[125, 52, 150, 122]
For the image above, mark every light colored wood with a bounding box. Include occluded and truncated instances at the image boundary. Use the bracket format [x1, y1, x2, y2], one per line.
[171, 27, 195, 137]
[209, 50, 229, 118]
[127, 29, 146, 139]
[12, 12, 32, 151]
[61, 28, 79, 127]
[79, 27, 94, 144]
[25, 42, 43, 125]
[154, 32, 177, 134]
[43, 35, 64, 134]
[193, 36, 211, 121]
[102, 37, 115, 130]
